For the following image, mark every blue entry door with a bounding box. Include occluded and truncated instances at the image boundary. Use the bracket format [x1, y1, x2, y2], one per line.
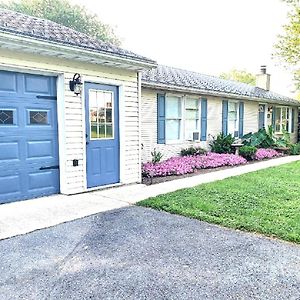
[85, 83, 120, 188]
[0, 71, 59, 204]
[258, 104, 266, 129]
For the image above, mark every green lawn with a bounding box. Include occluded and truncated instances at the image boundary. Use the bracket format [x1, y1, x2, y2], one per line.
[138, 161, 300, 243]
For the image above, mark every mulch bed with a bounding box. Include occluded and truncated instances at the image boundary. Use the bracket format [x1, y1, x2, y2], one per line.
[142, 156, 285, 185]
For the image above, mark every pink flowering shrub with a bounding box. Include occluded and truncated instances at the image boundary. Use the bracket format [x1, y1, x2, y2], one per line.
[254, 148, 282, 160]
[142, 152, 247, 177]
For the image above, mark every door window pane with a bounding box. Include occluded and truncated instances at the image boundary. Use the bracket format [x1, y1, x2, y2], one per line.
[89, 90, 114, 139]
[0, 109, 14, 125]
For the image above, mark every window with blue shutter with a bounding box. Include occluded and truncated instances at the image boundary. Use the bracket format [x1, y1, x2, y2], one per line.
[272, 107, 276, 130]
[239, 102, 244, 138]
[157, 94, 166, 144]
[291, 108, 295, 133]
[222, 100, 228, 135]
[200, 98, 207, 141]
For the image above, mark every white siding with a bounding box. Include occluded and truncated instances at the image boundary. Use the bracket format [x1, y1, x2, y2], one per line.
[244, 101, 259, 134]
[0, 49, 140, 195]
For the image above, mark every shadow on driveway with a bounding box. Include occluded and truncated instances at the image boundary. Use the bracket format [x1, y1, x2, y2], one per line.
[1, 206, 300, 299]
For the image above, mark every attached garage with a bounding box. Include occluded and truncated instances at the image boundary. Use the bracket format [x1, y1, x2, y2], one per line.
[0, 70, 59, 203]
[0, 9, 156, 204]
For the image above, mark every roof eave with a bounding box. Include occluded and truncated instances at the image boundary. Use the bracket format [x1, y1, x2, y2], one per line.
[0, 31, 157, 71]
[142, 81, 300, 106]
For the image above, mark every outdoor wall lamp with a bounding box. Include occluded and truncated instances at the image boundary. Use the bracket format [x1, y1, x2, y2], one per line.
[69, 73, 82, 95]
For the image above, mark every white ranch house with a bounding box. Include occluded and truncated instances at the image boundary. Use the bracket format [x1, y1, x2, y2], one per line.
[141, 65, 299, 161]
[0, 9, 298, 204]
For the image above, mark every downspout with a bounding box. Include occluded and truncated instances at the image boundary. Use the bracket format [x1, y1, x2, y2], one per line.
[137, 71, 142, 183]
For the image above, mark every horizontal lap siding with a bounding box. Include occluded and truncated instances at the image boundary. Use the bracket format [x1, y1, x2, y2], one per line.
[0, 49, 140, 194]
[244, 102, 259, 134]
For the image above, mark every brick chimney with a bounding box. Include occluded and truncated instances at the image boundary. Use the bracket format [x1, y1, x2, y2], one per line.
[256, 65, 270, 91]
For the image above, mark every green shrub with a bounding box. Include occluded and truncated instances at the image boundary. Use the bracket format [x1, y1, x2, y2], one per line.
[289, 143, 300, 155]
[180, 146, 207, 156]
[209, 133, 235, 154]
[151, 148, 163, 163]
[242, 126, 276, 148]
[239, 146, 257, 161]
[242, 125, 291, 149]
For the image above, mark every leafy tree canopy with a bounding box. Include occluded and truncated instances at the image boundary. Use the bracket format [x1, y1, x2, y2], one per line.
[0, 0, 121, 45]
[274, 0, 299, 91]
[219, 69, 256, 85]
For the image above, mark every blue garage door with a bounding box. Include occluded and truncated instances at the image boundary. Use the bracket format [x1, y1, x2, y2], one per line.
[0, 71, 59, 204]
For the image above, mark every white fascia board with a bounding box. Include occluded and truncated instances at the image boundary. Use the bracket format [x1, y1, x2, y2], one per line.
[0, 31, 157, 70]
[141, 82, 300, 106]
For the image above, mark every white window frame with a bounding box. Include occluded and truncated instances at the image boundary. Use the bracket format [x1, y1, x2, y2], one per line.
[165, 95, 183, 144]
[184, 97, 201, 141]
[227, 100, 240, 137]
[89, 89, 114, 140]
[274, 106, 292, 134]
[165, 94, 201, 144]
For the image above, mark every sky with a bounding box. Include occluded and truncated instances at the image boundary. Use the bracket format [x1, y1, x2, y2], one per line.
[72, 0, 296, 97]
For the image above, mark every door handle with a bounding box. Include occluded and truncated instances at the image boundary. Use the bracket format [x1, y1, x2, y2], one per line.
[39, 165, 59, 170]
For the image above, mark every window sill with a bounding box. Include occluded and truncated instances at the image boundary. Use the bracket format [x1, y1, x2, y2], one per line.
[165, 140, 203, 145]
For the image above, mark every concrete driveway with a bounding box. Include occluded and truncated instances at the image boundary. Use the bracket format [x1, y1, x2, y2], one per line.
[1, 206, 300, 300]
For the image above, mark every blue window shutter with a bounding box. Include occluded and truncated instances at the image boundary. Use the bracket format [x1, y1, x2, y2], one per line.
[272, 107, 276, 129]
[239, 102, 244, 138]
[222, 100, 228, 135]
[157, 94, 166, 144]
[200, 98, 207, 141]
[291, 108, 295, 133]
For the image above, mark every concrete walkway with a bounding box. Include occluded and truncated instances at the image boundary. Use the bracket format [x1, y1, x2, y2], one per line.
[0, 155, 299, 240]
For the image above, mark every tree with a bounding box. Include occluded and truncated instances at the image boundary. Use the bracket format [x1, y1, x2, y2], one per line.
[219, 69, 256, 85]
[274, 0, 300, 91]
[0, 0, 121, 45]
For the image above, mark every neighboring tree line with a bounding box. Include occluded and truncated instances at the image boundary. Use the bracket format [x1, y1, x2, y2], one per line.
[275, 0, 299, 98]
[220, 69, 256, 85]
[0, 0, 120, 45]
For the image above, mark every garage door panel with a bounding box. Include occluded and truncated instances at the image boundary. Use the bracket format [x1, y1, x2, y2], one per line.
[0, 174, 21, 194]
[27, 140, 55, 159]
[24, 74, 56, 95]
[28, 170, 59, 192]
[0, 71, 17, 93]
[0, 141, 20, 161]
[0, 71, 59, 204]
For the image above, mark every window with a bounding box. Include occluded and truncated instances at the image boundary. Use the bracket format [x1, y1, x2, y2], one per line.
[228, 101, 239, 137]
[0, 109, 14, 125]
[165, 96, 182, 141]
[89, 90, 114, 139]
[29, 110, 48, 125]
[185, 98, 200, 140]
[274, 106, 292, 133]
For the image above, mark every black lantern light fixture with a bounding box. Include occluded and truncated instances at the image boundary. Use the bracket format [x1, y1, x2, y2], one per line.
[69, 73, 82, 95]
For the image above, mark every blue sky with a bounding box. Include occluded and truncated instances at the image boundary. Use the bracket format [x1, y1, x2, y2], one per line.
[72, 0, 295, 97]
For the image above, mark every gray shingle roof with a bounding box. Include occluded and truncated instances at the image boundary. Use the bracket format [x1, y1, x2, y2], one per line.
[142, 65, 299, 105]
[0, 9, 156, 64]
